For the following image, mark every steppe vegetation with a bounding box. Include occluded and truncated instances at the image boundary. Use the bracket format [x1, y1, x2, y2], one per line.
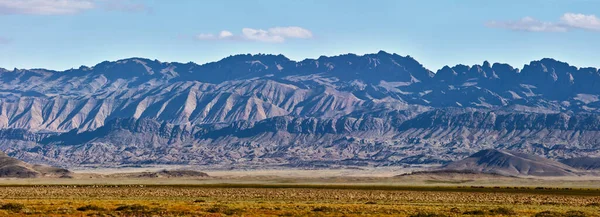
[0, 184, 598, 216]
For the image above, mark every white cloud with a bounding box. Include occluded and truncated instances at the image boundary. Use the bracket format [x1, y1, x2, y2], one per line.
[196, 33, 216, 40]
[487, 13, 600, 32]
[267, 26, 313, 39]
[241, 28, 286, 43]
[560, 13, 600, 31]
[0, 0, 149, 15]
[218, 30, 233, 38]
[486, 17, 568, 32]
[197, 26, 313, 43]
[195, 31, 234, 40]
[0, 0, 94, 15]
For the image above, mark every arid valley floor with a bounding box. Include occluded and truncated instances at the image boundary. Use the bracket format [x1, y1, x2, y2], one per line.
[1, 168, 600, 217]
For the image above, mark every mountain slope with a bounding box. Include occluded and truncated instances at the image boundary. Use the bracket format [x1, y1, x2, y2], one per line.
[442, 149, 577, 176]
[560, 157, 600, 170]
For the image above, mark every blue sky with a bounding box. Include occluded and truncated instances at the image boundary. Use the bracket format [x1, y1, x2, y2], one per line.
[0, 0, 599, 71]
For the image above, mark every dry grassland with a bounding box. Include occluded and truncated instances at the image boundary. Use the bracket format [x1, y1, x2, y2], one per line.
[0, 184, 599, 216]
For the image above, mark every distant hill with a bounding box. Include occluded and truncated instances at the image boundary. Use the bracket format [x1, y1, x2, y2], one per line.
[442, 149, 578, 177]
[560, 157, 600, 170]
[0, 151, 71, 178]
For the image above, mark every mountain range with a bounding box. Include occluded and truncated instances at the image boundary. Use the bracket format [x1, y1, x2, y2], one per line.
[1, 51, 600, 168]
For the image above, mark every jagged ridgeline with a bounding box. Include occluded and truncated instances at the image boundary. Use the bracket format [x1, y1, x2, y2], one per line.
[1, 51, 600, 167]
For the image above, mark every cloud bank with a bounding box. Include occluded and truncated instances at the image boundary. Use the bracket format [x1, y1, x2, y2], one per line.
[0, 0, 149, 15]
[197, 26, 313, 43]
[487, 13, 600, 32]
[560, 13, 600, 31]
[0, 0, 94, 15]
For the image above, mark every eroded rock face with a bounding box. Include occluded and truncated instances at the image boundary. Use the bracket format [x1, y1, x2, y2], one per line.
[1, 52, 600, 168]
[3, 110, 600, 168]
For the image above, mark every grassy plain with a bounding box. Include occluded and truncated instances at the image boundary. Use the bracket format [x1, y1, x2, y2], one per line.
[0, 183, 599, 216]
[1, 169, 600, 216]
